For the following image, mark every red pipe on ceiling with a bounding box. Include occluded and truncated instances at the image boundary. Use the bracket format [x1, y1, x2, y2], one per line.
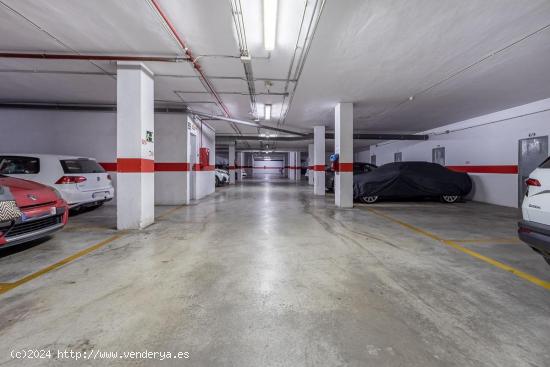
[0, 52, 188, 63]
[148, 0, 232, 118]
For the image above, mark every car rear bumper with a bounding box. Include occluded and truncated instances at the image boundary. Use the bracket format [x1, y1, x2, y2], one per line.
[518, 220, 550, 254]
[62, 187, 114, 208]
[0, 207, 67, 248]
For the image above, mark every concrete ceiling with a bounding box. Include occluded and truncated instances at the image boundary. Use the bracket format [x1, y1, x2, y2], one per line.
[1, 0, 550, 150]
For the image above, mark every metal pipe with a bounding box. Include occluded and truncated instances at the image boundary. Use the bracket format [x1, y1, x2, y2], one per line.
[216, 133, 429, 141]
[148, 0, 232, 119]
[187, 110, 308, 136]
[0, 52, 189, 62]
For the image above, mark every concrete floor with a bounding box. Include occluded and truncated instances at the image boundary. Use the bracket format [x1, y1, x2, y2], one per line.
[1, 179, 549, 366]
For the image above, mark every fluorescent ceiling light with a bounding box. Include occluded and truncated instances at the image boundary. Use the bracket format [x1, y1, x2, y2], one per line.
[264, 104, 272, 120]
[263, 0, 278, 51]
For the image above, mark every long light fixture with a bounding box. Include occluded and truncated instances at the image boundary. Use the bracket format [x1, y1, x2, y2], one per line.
[263, 0, 278, 51]
[264, 104, 272, 120]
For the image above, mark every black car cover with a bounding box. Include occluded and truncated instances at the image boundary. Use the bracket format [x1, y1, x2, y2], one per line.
[353, 162, 472, 199]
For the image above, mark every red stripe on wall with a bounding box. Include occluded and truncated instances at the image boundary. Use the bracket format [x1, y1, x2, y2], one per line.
[117, 158, 155, 173]
[447, 165, 518, 174]
[228, 166, 236, 170]
[99, 162, 117, 171]
[100, 162, 193, 172]
[313, 165, 325, 171]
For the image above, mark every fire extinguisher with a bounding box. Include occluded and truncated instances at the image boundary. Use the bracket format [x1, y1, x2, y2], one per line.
[199, 147, 210, 169]
[329, 153, 339, 172]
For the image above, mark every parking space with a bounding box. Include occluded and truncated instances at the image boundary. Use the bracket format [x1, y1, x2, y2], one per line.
[358, 202, 550, 287]
[0, 205, 187, 295]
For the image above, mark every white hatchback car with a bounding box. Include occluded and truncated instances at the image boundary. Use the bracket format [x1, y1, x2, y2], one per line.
[519, 157, 550, 266]
[0, 154, 114, 210]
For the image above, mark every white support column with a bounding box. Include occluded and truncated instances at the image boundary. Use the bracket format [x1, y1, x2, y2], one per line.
[314, 126, 325, 195]
[116, 62, 155, 229]
[237, 152, 244, 180]
[295, 152, 301, 181]
[288, 152, 296, 180]
[308, 143, 314, 185]
[228, 144, 236, 184]
[335, 102, 354, 208]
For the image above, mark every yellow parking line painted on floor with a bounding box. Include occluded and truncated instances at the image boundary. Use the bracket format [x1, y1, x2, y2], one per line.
[447, 238, 521, 244]
[0, 233, 125, 296]
[366, 208, 550, 291]
[64, 226, 116, 232]
[155, 205, 186, 221]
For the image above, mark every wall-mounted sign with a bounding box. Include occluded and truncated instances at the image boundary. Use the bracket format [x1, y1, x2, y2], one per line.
[146, 130, 154, 143]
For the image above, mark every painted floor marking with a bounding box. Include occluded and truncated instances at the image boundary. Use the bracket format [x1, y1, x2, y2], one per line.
[366, 208, 550, 291]
[0, 234, 125, 296]
[0, 205, 189, 296]
[447, 237, 521, 244]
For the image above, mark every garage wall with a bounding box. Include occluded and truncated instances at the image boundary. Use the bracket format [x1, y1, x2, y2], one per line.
[362, 98, 550, 208]
[0, 109, 215, 204]
[354, 149, 370, 163]
[193, 119, 216, 200]
[253, 159, 283, 175]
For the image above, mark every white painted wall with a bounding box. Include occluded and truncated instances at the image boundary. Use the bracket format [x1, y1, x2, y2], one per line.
[253, 159, 283, 175]
[0, 109, 216, 205]
[155, 113, 188, 205]
[362, 98, 550, 208]
[354, 149, 370, 163]
[192, 117, 216, 200]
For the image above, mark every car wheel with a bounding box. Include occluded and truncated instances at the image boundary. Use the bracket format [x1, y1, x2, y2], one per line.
[215, 176, 220, 187]
[441, 195, 459, 203]
[361, 196, 379, 204]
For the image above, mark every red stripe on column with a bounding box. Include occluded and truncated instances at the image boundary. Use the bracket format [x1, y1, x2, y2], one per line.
[337, 163, 353, 172]
[117, 158, 154, 173]
[155, 163, 191, 171]
[313, 165, 325, 171]
[447, 165, 518, 174]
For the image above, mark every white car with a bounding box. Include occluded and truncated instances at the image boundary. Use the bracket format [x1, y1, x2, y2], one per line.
[0, 154, 114, 210]
[519, 157, 550, 266]
[215, 169, 229, 186]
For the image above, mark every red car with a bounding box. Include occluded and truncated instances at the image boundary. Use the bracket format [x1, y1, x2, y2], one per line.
[0, 175, 68, 248]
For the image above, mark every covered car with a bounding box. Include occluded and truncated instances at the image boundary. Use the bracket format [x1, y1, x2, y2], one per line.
[326, 162, 377, 192]
[353, 161, 472, 203]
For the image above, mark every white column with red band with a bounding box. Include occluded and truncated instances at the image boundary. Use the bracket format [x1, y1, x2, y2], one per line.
[335, 102, 353, 208]
[116, 62, 155, 229]
[288, 152, 296, 180]
[295, 152, 301, 181]
[314, 126, 325, 196]
[236, 152, 244, 181]
[228, 144, 236, 184]
[308, 144, 314, 185]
